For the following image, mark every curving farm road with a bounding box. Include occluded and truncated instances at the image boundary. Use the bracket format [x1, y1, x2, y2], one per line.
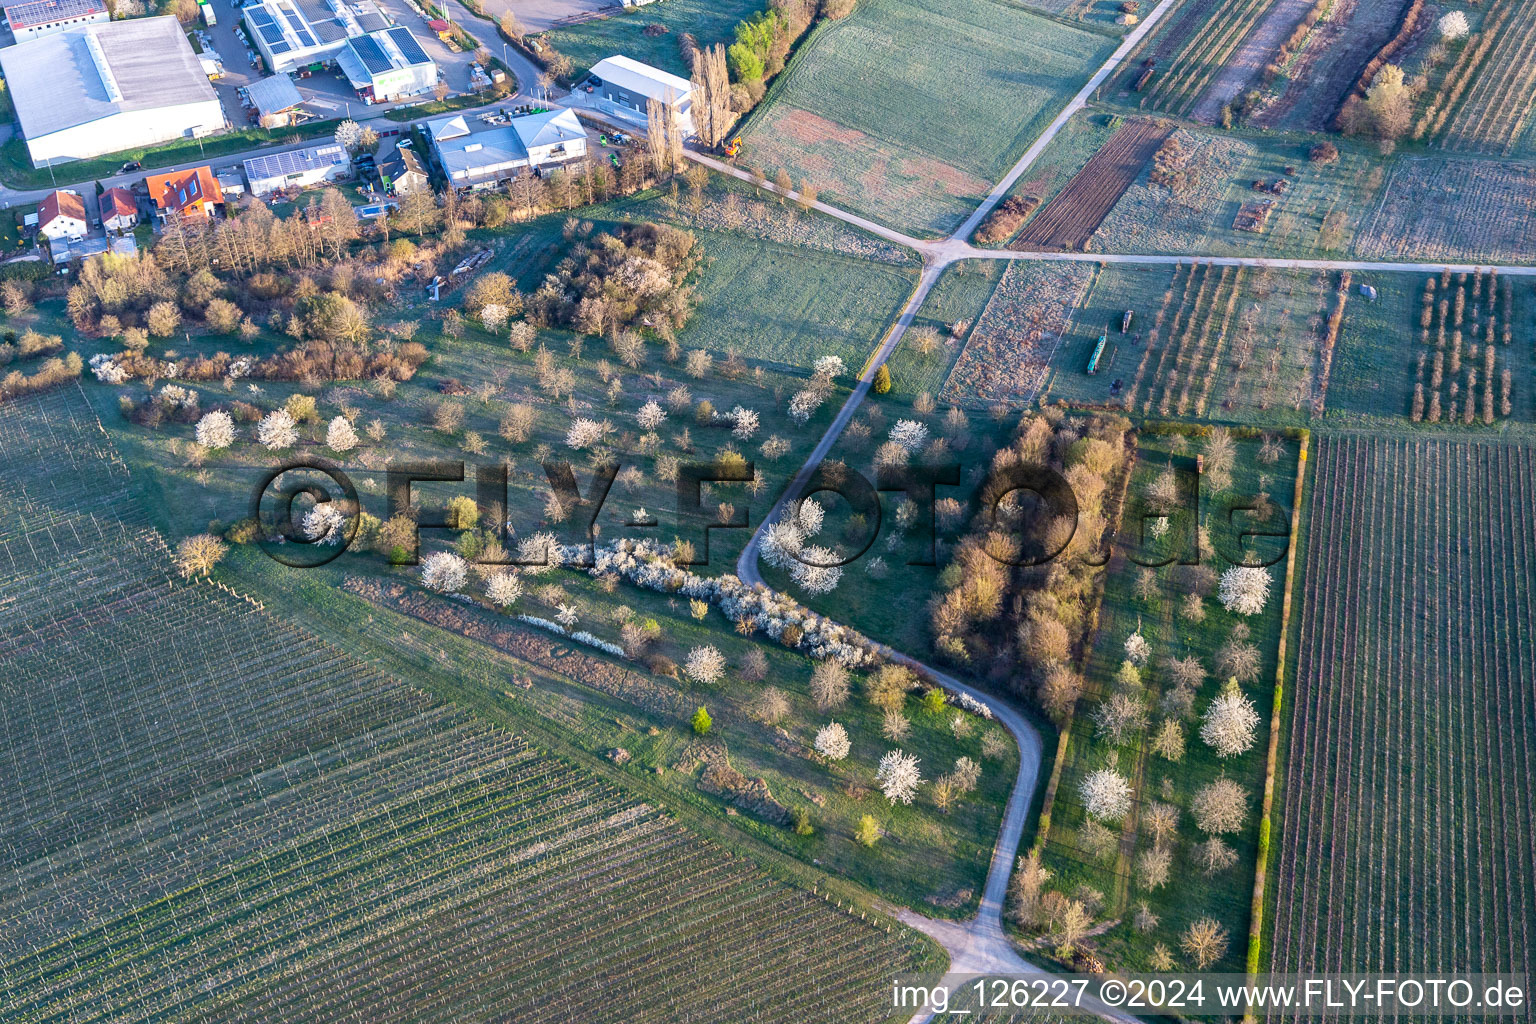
[722, 5, 1185, 1019]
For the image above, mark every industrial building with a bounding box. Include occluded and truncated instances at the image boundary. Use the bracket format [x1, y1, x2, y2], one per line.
[244, 142, 352, 196]
[428, 108, 587, 189]
[335, 26, 437, 103]
[4, 0, 107, 42]
[242, 0, 389, 74]
[0, 17, 225, 167]
[576, 55, 693, 136]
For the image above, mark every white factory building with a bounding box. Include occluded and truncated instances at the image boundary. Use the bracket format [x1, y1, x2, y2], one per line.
[429, 108, 588, 189]
[243, 0, 389, 74]
[0, 17, 225, 167]
[4, 0, 108, 42]
[243, 142, 352, 196]
[335, 26, 437, 102]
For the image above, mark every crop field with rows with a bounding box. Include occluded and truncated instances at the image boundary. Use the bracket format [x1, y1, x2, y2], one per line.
[1269, 435, 1536, 996]
[1040, 264, 1341, 426]
[1011, 119, 1173, 252]
[740, 0, 1113, 236]
[1118, 0, 1274, 119]
[1417, 0, 1536, 156]
[1089, 128, 1383, 259]
[938, 260, 1096, 405]
[1355, 157, 1536, 265]
[0, 388, 941, 1022]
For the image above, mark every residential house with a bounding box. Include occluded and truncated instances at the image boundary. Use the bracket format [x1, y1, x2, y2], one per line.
[99, 187, 138, 232]
[145, 165, 225, 219]
[378, 142, 429, 195]
[37, 190, 88, 241]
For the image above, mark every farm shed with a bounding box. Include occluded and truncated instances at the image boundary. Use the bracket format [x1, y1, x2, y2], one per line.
[247, 74, 305, 124]
[244, 142, 351, 196]
[0, 17, 224, 167]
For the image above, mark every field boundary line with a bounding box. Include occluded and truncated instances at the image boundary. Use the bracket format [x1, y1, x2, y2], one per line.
[1242, 426, 1309, 1015]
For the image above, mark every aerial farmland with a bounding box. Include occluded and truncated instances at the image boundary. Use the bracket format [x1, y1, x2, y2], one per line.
[1, 0, 1533, 1019]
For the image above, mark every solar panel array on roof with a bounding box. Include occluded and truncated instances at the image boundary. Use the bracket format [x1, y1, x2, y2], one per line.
[248, 6, 274, 26]
[258, 22, 283, 43]
[280, 7, 316, 46]
[387, 27, 429, 66]
[350, 33, 389, 74]
[270, 39, 291, 52]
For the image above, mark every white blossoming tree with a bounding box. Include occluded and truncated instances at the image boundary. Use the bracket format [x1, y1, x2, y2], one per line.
[1124, 631, 1151, 666]
[791, 545, 843, 595]
[1438, 10, 1467, 39]
[685, 644, 726, 685]
[1200, 679, 1260, 758]
[761, 519, 805, 569]
[479, 302, 508, 334]
[485, 571, 523, 608]
[814, 355, 845, 379]
[796, 497, 825, 535]
[1218, 565, 1272, 615]
[565, 417, 606, 450]
[730, 405, 759, 441]
[195, 410, 235, 451]
[890, 419, 929, 453]
[256, 409, 298, 451]
[302, 503, 347, 545]
[813, 722, 851, 761]
[1080, 765, 1132, 823]
[333, 118, 364, 151]
[326, 415, 358, 452]
[637, 399, 667, 430]
[876, 749, 923, 804]
[421, 551, 468, 593]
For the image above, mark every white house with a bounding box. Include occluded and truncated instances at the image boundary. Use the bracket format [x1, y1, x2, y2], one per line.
[36, 190, 88, 241]
[0, 18, 224, 167]
[579, 55, 694, 136]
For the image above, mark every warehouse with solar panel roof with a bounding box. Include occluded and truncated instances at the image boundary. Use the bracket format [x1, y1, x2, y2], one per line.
[336, 25, 437, 102]
[242, 0, 434, 101]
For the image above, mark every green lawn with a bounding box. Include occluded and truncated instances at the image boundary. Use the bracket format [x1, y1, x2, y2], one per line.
[739, 0, 1116, 237]
[545, 0, 767, 79]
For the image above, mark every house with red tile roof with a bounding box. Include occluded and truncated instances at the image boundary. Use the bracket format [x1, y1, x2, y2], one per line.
[37, 189, 88, 241]
[145, 165, 224, 219]
[100, 187, 139, 232]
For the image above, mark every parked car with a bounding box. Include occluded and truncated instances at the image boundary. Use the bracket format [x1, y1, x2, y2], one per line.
[119, 161, 141, 173]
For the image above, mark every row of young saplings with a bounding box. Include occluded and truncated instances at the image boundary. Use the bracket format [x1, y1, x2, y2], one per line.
[1411, 269, 1513, 424]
